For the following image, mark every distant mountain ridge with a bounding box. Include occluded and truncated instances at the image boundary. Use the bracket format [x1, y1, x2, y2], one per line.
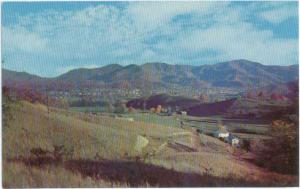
[2, 59, 299, 91]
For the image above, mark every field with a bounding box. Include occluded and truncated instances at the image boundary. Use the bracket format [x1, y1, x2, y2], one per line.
[69, 106, 109, 113]
[183, 116, 271, 139]
[3, 101, 298, 187]
[120, 112, 271, 140]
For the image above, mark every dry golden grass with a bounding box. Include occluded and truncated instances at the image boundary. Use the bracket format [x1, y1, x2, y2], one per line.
[3, 161, 127, 188]
[3, 101, 298, 187]
[4, 101, 185, 160]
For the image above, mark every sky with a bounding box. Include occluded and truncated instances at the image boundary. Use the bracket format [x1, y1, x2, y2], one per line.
[2, 1, 299, 77]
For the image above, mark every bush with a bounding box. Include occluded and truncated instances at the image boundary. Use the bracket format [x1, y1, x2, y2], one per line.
[252, 120, 298, 175]
[241, 140, 251, 152]
[114, 105, 126, 114]
[233, 128, 260, 135]
[30, 148, 51, 157]
[53, 145, 74, 161]
[2, 86, 21, 128]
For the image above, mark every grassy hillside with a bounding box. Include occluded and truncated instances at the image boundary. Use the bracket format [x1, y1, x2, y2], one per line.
[187, 97, 292, 118]
[3, 101, 184, 160]
[3, 101, 298, 187]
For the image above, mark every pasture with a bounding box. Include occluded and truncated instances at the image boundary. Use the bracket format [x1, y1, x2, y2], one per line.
[3, 101, 296, 187]
[121, 111, 272, 140]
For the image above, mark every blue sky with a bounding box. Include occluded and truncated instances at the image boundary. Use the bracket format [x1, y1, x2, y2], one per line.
[2, 1, 299, 77]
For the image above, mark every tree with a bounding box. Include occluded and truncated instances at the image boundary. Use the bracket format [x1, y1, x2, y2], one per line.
[2, 86, 22, 128]
[167, 106, 172, 116]
[143, 99, 147, 111]
[114, 101, 126, 114]
[246, 92, 253, 99]
[3, 87, 13, 128]
[128, 106, 136, 113]
[242, 140, 251, 152]
[258, 91, 264, 101]
[142, 72, 153, 97]
[199, 94, 209, 103]
[54, 98, 69, 110]
[45, 87, 50, 114]
[252, 119, 298, 175]
[155, 105, 162, 114]
[150, 107, 155, 113]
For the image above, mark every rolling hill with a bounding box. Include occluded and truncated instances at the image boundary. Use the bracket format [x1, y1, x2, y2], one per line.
[125, 93, 238, 116]
[54, 60, 299, 89]
[245, 80, 299, 100]
[2, 59, 299, 92]
[3, 100, 298, 187]
[127, 88, 297, 118]
[2, 69, 46, 87]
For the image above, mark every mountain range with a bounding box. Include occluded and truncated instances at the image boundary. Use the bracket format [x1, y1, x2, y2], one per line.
[2, 59, 298, 92]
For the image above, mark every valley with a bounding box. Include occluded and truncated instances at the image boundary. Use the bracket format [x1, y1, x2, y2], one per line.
[2, 1, 299, 187]
[3, 60, 298, 104]
[2, 60, 299, 187]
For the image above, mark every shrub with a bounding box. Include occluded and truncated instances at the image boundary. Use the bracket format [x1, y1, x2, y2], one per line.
[155, 105, 162, 114]
[252, 120, 298, 175]
[128, 106, 136, 113]
[233, 128, 260, 135]
[114, 101, 126, 114]
[241, 140, 251, 152]
[2, 86, 21, 128]
[30, 148, 51, 157]
[53, 145, 74, 161]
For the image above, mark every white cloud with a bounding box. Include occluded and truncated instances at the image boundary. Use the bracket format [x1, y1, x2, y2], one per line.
[149, 21, 298, 65]
[2, 1, 298, 77]
[2, 26, 47, 53]
[127, 2, 223, 28]
[260, 6, 297, 24]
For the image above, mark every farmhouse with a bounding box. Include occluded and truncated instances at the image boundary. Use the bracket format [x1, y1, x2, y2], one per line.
[214, 131, 229, 138]
[214, 125, 229, 138]
[179, 111, 187, 116]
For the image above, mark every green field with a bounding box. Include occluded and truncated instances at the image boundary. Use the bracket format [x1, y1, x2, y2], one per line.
[120, 112, 271, 140]
[122, 113, 182, 127]
[183, 116, 271, 138]
[70, 106, 109, 113]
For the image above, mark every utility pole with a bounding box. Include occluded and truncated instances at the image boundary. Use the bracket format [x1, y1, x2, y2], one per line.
[45, 87, 50, 114]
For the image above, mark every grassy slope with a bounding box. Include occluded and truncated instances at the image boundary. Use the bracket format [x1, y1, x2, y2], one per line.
[3, 102, 297, 187]
[3, 161, 125, 188]
[4, 101, 184, 160]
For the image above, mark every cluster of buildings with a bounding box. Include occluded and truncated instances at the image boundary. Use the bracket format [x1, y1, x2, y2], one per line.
[48, 88, 142, 101]
[213, 126, 240, 147]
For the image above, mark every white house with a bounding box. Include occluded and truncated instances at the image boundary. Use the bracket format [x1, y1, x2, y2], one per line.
[214, 125, 229, 138]
[225, 133, 240, 146]
[214, 131, 229, 138]
[231, 137, 240, 146]
[180, 111, 187, 116]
